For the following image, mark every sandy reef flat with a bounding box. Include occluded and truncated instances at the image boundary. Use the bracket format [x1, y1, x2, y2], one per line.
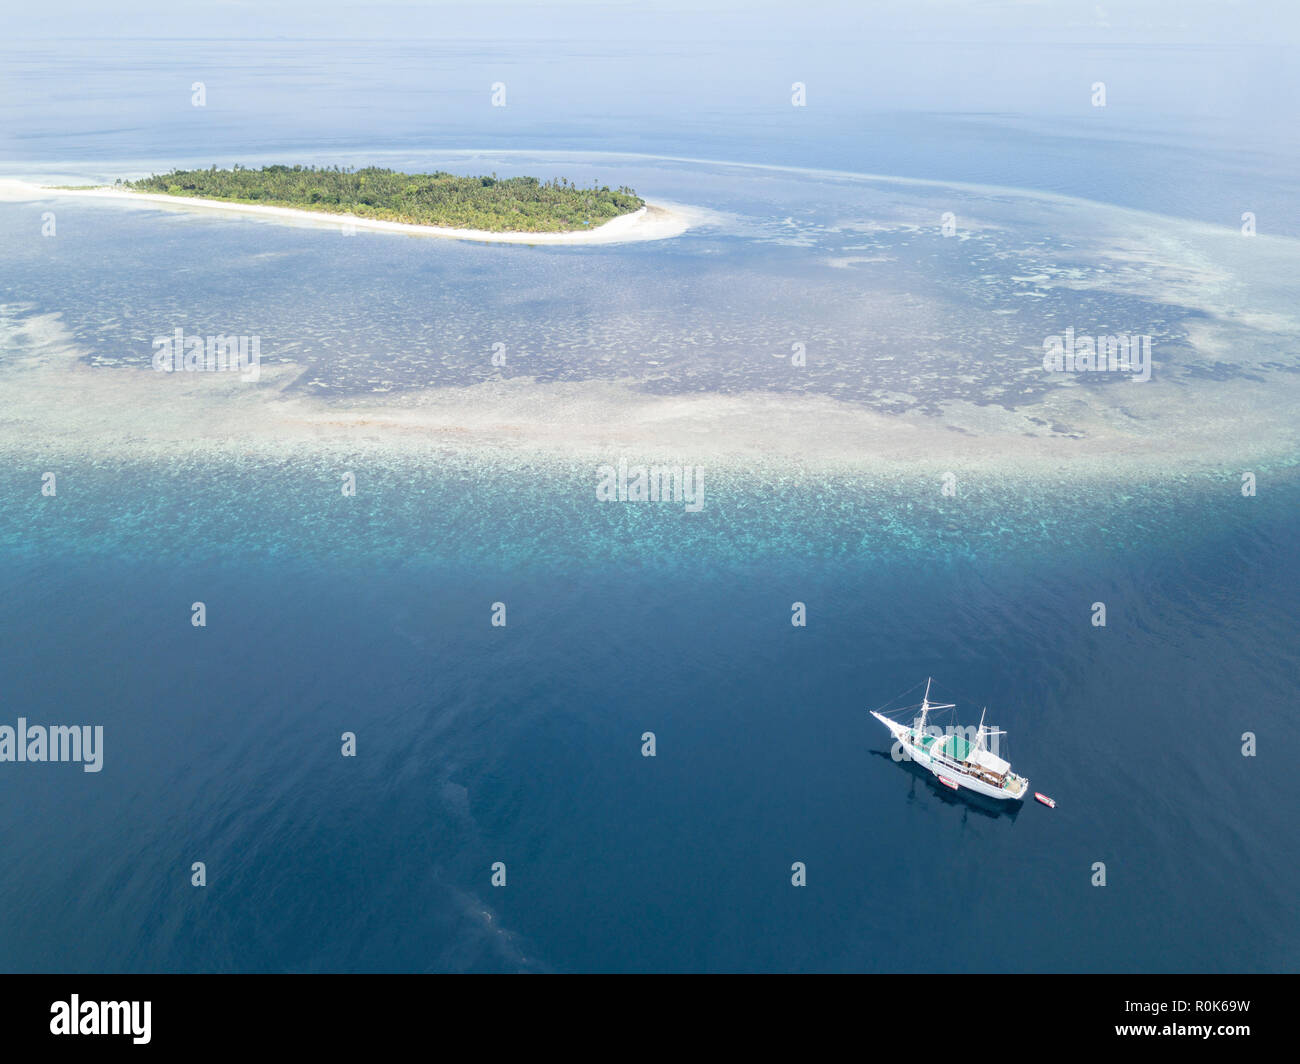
[2, 307, 1296, 482]
[3, 159, 1299, 482]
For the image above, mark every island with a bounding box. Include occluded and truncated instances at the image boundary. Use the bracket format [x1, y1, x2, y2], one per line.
[118, 165, 646, 234]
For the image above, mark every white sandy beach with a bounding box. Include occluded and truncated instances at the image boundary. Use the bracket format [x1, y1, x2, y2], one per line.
[0, 178, 692, 244]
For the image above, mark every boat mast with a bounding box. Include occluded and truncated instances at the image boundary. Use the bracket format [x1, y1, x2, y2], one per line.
[975, 706, 1005, 756]
[917, 677, 932, 736]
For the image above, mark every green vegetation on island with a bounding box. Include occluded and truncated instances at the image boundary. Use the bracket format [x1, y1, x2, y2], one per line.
[119, 165, 645, 233]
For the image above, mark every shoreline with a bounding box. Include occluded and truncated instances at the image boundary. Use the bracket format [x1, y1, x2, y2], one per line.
[0, 179, 692, 245]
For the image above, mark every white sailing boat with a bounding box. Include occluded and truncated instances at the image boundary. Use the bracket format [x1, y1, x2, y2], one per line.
[871, 679, 1029, 801]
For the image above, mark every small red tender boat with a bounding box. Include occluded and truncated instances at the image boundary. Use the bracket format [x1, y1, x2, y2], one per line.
[938, 775, 959, 791]
[1034, 792, 1055, 808]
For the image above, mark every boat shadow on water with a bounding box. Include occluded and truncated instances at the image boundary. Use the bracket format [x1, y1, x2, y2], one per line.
[868, 748, 1023, 821]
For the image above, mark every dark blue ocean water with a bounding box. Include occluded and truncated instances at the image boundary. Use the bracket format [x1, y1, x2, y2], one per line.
[1, 22, 1298, 972]
[1, 460, 1297, 972]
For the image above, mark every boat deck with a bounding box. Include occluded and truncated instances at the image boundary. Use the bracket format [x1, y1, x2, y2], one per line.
[910, 730, 1026, 795]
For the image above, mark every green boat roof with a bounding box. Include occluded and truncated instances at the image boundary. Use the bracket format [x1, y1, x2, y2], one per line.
[915, 732, 986, 765]
[943, 734, 974, 761]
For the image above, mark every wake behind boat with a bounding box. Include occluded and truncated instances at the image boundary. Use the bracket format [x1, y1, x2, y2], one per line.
[871, 679, 1030, 801]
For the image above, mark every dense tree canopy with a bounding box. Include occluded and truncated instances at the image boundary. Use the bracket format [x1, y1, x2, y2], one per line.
[122, 165, 644, 233]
